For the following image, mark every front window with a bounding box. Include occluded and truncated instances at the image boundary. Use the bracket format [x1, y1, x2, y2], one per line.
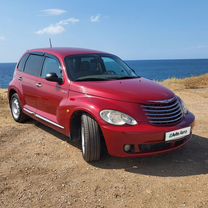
[41, 57, 62, 78]
[65, 54, 138, 81]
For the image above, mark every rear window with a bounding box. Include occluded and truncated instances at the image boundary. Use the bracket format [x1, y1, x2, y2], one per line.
[24, 54, 45, 77]
[17, 54, 29, 71]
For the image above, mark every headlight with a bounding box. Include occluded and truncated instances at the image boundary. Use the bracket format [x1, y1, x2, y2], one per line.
[178, 98, 188, 114]
[100, 110, 137, 126]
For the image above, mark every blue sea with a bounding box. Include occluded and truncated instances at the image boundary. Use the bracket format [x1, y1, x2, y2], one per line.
[0, 59, 208, 88]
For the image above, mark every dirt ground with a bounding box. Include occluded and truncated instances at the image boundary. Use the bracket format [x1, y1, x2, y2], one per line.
[0, 76, 208, 208]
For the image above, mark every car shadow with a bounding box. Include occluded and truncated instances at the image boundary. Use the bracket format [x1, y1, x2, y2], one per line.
[31, 120, 208, 177]
[32, 120, 82, 149]
[92, 134, 208, 177]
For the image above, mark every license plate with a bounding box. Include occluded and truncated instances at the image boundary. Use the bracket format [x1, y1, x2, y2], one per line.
[165, 127, 191, 141]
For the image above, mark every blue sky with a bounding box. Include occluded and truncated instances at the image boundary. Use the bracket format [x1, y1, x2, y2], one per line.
[0, 0, 208, 62]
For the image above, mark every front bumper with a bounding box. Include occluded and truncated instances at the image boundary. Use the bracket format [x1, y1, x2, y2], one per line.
[101, 112, 195, 158]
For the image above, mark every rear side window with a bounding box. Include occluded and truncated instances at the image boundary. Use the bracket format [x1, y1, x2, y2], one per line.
[24, 54, 44, 77]
[41, 57, 62, 78]
[17, 54, 29, 71]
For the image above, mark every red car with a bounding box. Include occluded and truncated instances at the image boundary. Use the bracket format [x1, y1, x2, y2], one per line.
[8, 48, 195, 162]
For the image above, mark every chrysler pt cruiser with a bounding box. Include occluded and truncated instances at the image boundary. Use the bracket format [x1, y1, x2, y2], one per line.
[8, 48, 195, 162]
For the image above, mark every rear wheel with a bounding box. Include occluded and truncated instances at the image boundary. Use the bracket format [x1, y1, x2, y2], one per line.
[81, 114, 101, 162]
[10, 93, 29, 122]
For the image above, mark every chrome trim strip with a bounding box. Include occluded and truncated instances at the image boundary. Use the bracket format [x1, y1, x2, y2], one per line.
[35, 114, 64, 129]
[143, 101, 178, 109]
[147, 97, 176, 104]
[148, 111, 183, 121]
[143, 104, 180, 113]
[150, 114, 183, 124]
[23, 108, 34, 114]
[147, 108, 181, 117]
[23, 108, 64, 129]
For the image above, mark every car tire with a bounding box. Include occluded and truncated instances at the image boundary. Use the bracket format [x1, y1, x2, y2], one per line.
[10, 93, 29, 123]
[81, 114, 101, 162]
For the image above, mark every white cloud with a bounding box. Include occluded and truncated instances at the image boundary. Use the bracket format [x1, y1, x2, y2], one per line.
[58, 17, 80, 25]
[36, 25, 65, 35]
[40, 9, 66, 16]
[0, 36, 5, 41]
[35, 17, 80, 35]
[90, 14, 101, 23]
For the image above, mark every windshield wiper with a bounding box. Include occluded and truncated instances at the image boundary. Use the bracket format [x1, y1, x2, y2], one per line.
[75, 77, 107, 81]
[75, 76, 140, 81]
[113, 76, 139, 80]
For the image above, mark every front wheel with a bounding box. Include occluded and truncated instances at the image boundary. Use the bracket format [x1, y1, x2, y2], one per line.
[81, 114, 101, 162]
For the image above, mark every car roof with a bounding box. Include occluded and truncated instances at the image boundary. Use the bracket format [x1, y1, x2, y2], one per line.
[28, 47, 110, 58]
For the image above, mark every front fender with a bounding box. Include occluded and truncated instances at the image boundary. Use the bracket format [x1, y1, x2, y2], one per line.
[63, 91, 144, 137]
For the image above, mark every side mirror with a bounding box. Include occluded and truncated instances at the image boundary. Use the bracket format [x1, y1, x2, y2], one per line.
[45, 73, 63, 84]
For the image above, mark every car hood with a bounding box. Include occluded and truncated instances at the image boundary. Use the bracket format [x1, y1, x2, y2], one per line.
[70, 78, 175, 103]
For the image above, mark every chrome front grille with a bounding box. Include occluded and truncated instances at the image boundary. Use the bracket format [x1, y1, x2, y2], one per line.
[143, 97, 183, 125]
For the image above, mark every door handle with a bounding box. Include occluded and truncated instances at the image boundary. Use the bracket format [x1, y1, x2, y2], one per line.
[18, 77, 23, 81]
[36, 83, 42, 88]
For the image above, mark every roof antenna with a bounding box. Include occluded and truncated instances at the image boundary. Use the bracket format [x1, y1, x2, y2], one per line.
[49, 38, 52, 48]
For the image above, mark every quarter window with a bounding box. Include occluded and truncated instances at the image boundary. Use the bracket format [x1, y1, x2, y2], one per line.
[41, 57, 62, 78]
[17, 54, 29, 71]
[24, 54, 44, 77]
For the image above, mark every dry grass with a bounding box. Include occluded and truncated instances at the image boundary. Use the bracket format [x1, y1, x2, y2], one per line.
[0, 89, 8, 104]
[162, 73, 208, 91]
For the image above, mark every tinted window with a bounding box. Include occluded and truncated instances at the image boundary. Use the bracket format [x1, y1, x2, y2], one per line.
[41, 57, 62, 78]
[24, 54, 44, 77]
[101, 57, 128, 76]
[65, 55, 137, 81]
[65, 56, 103, 80]
[17, 54, 29, 71]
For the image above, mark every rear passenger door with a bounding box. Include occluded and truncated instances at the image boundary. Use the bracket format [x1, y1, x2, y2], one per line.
[21, 53, 45, 113]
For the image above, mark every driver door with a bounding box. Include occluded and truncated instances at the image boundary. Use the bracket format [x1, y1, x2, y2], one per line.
[36, 55, 67, 125]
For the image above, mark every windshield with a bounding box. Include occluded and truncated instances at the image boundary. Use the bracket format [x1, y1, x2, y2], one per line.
[65, 54, 138, 81]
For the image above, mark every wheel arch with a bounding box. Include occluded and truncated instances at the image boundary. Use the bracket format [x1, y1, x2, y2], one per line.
[69, 108, 108, 153]
[8, 88, 17, 101]
[69, 108, 100, 139]
[8, 86, 24, 106]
